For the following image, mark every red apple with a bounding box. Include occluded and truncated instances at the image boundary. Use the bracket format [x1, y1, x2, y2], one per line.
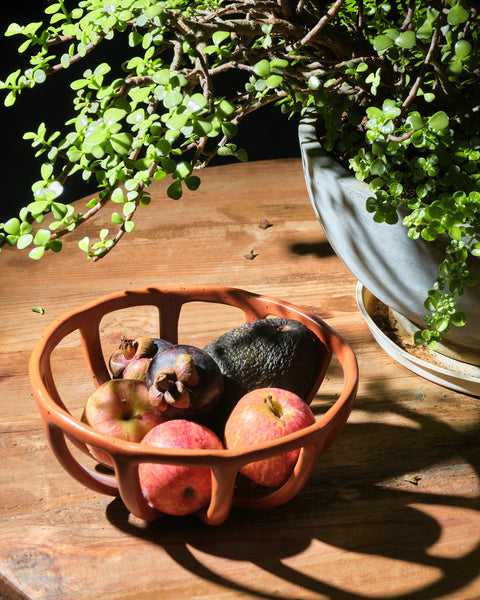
[138, 420, 224, 516]
[224, 387, 316, 488]
[82, 379, 167, 468]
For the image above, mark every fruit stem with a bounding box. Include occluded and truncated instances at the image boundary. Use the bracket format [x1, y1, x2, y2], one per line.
[120, 336, 136, 360]
[265, 394, 283, 418]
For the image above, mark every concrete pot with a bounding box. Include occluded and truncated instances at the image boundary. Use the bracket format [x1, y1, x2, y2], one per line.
[299, 114, 480, 360]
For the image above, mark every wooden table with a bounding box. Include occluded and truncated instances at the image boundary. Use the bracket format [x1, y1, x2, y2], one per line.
[1, 158, 479, 600]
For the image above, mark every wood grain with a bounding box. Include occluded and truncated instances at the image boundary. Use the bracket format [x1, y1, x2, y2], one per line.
[1, 158, 479, 600]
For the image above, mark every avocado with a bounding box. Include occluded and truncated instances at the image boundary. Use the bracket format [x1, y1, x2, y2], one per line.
[204, 317, 324, 408]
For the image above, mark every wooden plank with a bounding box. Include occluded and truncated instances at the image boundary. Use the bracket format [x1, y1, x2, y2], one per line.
[1, 158, 479, 600]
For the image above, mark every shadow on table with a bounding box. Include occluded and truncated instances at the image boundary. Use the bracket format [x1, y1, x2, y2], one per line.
[288, 239, 336, 260]
[106, 383, 480, 600]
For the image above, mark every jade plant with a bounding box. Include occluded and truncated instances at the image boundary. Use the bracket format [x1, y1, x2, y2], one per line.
[1, 0, 479, 348]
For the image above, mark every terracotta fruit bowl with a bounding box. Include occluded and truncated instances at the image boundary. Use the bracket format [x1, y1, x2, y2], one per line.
[29, 285, 358, 525]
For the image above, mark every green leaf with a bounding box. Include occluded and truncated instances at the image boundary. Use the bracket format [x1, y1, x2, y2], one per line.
[110, 132, 133, 155]
[165, 112, 189, 131]
[186, 93, 208, 112]
[395, 30, 416, 49]
[235, 148, 248, 162]
[424, 291, 441, 311]
[17, 234, 33, 250]
[448, 59, 463, 75]
[221, 122, 237, 138]
[382, 99, 401, 118]
[435, 317, 450, 332]
[429, 111, 449, 131]
[185, 175, 201, 191]
[455, 39, 472, 59]
[414, 330, 428, 345]
[174, 161, 192, 179]
[451, 311, 467, 327]
[3, 218, 21, 235]
[4, 91, 16, 107]
[155, 139, 171, 156]
[253, 59, 270, 77]
[111, 212, 124, 225]
[218, 145, 234, 157]
[167, 180, 183, 200]
[33, 229, 51, 245]
[152, 69, 171, 85]
[31, 305, 45, 314]
[266, 74, 283, 89]
[84, 128, 108, 145]
[111, 188, 125, 203]
[193, 118, 213, 136]
[104, 107, 128, 124]
[217, 99, 235, 117]
[123, 202, 136, 217]
[78, 237, 90, 253]
[163, 90, 183, 109]
[421, 226, 438, 241]
[70, 78, 90, 91]
[128, 86, 152, 102]
[51, 202, 68, 219]
[448, 225, 462, 240]
[5, 23, 23, 36]
[124, 220, 135, 233]
[373, 34, 394, 52]
[448, 3, 469, 25]
[417, 21, 433, 41]
[27, 200, 50, 214]
[270, 58, 288, 69]
[49, 239, 62, 253]
[370, 158, 386, 175]
[144, 4, 163, 18]
[406, 114, 426, 130]
[212, 31, 230, 45]
[29, 245, 45, 260]
[33, 69, 47, 84]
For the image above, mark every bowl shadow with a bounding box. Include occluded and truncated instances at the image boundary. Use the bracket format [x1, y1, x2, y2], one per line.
[106, 381, 480, 600]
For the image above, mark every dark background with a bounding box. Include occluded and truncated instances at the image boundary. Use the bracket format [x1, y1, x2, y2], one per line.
[0, 4, 300, 221]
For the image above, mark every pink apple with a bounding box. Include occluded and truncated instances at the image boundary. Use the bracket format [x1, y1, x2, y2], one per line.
[82, 379, 166, 467]
[138, 420, 224, 516]
[224, 387, 316, 488]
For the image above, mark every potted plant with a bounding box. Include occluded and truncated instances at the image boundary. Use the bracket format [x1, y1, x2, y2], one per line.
[1, 0, 479, 356]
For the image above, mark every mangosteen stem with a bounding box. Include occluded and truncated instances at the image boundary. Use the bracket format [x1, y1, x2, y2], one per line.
[120, 335, 136, 360]
[153, 366, 192, 409]
[134, 336, 157, 358]
[174, 354, 200, 386]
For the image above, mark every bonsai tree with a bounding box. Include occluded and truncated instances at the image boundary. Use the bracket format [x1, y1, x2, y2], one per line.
[1, 0, 479, 348]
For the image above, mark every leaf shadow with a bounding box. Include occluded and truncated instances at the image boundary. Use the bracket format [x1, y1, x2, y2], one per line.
[287, 239, 336, 260]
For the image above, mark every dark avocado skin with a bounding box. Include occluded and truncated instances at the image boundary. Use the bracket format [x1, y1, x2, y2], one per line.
[204, 317, 323, 411]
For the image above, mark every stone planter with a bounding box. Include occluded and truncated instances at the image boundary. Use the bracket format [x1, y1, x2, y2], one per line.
[299, 114, 480, 364]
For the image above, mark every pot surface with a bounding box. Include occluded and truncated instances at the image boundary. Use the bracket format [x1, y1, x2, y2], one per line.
[299, 116, 480, 354]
